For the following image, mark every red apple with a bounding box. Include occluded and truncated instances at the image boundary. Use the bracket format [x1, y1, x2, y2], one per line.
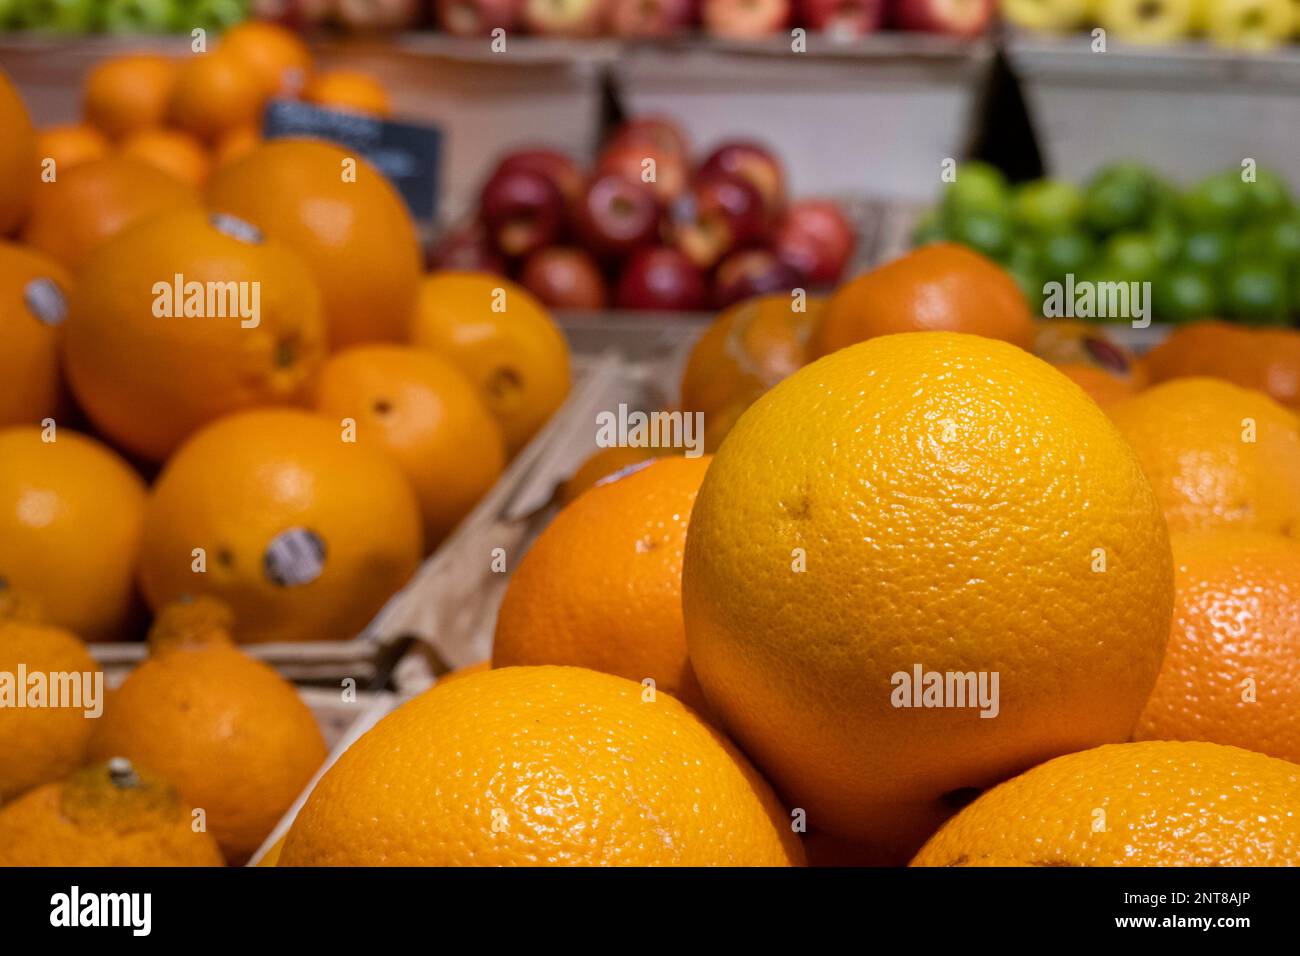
[334, 0, 422, 31]
[572, 173, 661, 259]
[891, 0, 992, 37]
[428, 222, 508, 275]
[701, 0, 789, 38]
[712, 248, 804, 308]
[697, 140, 786, 223]
[521, 247, 609, 310]
[606, 115, 691, 160]
[435, 0, 522, 35]
[606, 0, 696, 37]
[521, 0, 607, 35]
[801, 0, 883, 33]
[595, 139, 689, 206]
[616, 246, 708, 311]
[772, 199, 856, 285]
[479, 167, 568, 259]
[493, 148, 585, 206]
[665, 172, 767, 269]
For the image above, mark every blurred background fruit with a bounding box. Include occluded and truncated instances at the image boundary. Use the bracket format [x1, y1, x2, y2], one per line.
[0, 67, 37, 235]
[167, 48, 264, 143]
[557, 445, 661, 504]
[82, 52, 177, 141]
[0, 243, 69, 428]
[0, 427, 146, 643]
[0, 760, 225, 867]
[1135, 531, 1300, 764]
[1142, 321, 1300, 408]
[300, 68, 391, 117]
[220, 18, 312, 96]
[89, 599, 326, 863]
[119, 127, 212, 186]
[493, 456, 709, 709]
[33, 123, 110, 172]
[138, 409, 424, 644]
[411, 272, 571, 455]
[63, 209, 327, 462]
[684, 333, 1172, 860]
[280, 666, 806, 866]
[912, 741, 1300, 866]
[313, 345, 506, 548]
[1108, 378, 1300, 535]
[208, 139, 422, 346]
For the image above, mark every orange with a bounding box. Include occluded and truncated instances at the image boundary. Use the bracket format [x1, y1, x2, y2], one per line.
[279, 666, 804, 866]
[63, 209, 327, 462]
[810, 243, 1035, 358]
[256, 834, 287, 866]
[33, 124, 110, 174]
[1143, 320, 1300, 409]
[558, 445, 661, 505]
[0, 605, 98, 803]
[0, 242, 69, 427]
[0, 760, 225, 866]
[168, 49, 266, 144]
[0, 66, 37, 235]
[214, 125, 260, 169]
[119, 128, 212, 188]
[0, 427, 146, 643]
[20, 156, 199, 271]
[1033, 318, 1146, 406]
[221, 20, 312, 97]
[412, 272, 571, 455]
[680, 293, 819, 450]
[314, 345, 505, 548]
[912, 741, 1300, 866]
[301, 69, 391, 118]
[138, 409, 423, 645]
[89, 601, 326, 863]
[494, 456, 711, 709]
[1135, 532, 1300, 763]
[83, 53, 178, 141]
[208, 139, 422, 347]
[682, 332, 1173, 859]
[1109, 377, 1300, 535]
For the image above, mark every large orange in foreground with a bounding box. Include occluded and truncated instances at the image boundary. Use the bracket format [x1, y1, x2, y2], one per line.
[20, 157, 199, 270]
[1135, 532, 1300, 764]
[138, 409, 423, 644]
[64, 210, 327, 462]
[280, 666, 804, 866]
[810, 243, 1035, 358]
[682, 332, 1173, 860]
[494, 456, 710, 709]
[208, 139, 422, 347]
[912, 741, 1300, 866]
[1108, 377, 1300, 535]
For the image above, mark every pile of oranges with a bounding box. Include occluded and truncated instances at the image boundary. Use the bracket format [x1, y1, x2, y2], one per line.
[4, 28, 1300, 866]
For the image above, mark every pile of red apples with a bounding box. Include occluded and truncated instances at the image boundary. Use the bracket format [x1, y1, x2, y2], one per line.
[432, 116, 858, 312]
[431, 0, 994, 40]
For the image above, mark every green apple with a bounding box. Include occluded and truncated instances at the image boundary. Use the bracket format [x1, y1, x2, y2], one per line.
[1148, 212, 1184, 265]
[1237, 216, 1300, 266]
[1083, 164, 1158, 234]
[1037, 228, 1096, 278]
[942, 161, 1011, 223]
[100, 0, 178, 32]
[1181, 170, 1251, 228]
[1012, 178, 1084, 234]
[948, 207, 1012, 260]
[1241, 166, 1293, 220]
[1103, 231, 1162, 281]
[14, 0, 100, 31]
[185, 0, 248, 33]
[1152, 266, 1218, 324]
[1223, 261, 1290, 325]
[1180, 227, 1235, 273]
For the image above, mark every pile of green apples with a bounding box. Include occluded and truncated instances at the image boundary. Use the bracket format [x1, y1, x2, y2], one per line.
[1001, 0, 1299, 50]
[0, 0, 248, 34]
[915, 161, 1300, 325]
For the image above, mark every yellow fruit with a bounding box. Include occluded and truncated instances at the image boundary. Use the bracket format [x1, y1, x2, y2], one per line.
[0, 427, 146, 643]
[313, 345, 505, 548]
[138, 409, 423, 644]
[280, 666, 805, 866]
[83, 54, 178, 141]
[207, 139, 422, 347]
[0, 242, 69, 428]
[683, 332, 1173, 859]
[0, 759, 225, 866]
[1108, 377, 1300, 535]
[63, 209, 327, 462]
[412, 272, 572, 455]
[912, 741, 1300, 866]
[0, 607, 98, 803]
[89, 599, 327, 864]
[0, 67, 37, 235]
[493, 456, 710, 709]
